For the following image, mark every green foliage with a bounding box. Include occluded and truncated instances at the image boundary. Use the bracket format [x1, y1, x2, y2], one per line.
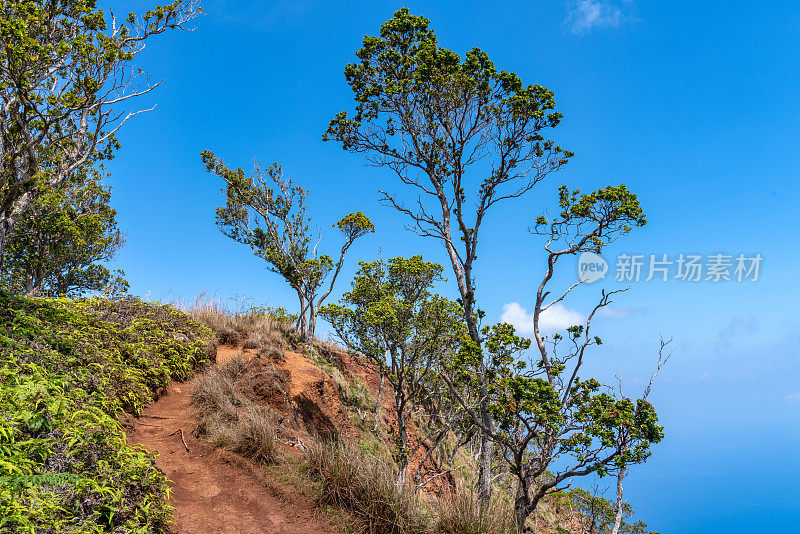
[325, 7, 571, 169]
[322, 256, 463, 369]
[247, 305, 299, 326]
[1, 169, 128, 297]
[0, 0, 200, 253]
[321, 256, 465, 473]
[534, 184, 647, 254]
[556, 487, 658, 534]
[201, 150, 374, 340]
[478, 318, 663, 470]
[0, 294, 212, 533]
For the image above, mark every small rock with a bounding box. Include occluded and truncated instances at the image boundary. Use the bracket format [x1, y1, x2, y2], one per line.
[202, 484, 221, 498]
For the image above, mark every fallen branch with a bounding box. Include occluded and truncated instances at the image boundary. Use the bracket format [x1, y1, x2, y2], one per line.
[168, 429, 190, 453]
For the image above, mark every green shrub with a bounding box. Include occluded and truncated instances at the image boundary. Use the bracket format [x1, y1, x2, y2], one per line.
[0, 293, 212, 533]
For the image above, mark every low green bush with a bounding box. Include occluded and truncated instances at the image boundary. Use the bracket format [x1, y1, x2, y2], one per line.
[0, 293, 212, 533]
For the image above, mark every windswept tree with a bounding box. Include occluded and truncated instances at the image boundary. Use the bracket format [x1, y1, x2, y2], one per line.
[0, 168, 127, 297]
[324, 7, 572, 502]
[202, 151, 374, 341]
[443, 184, 663, 533]
[0, 0, 202, 257]
[320, 256, 464, 484]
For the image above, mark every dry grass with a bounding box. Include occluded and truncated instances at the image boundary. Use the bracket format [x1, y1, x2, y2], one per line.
[191, 355, 278, 464]
[184, 293, 291, 355]
[303, 439, 519, 534]
[305, 441, 431, 534]
[433, 484, 516, 534]
[213, 404, 277, 463]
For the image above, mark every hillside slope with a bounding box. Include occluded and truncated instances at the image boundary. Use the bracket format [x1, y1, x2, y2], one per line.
[127, 378, 341, 534]
[0, 295, 212, 533]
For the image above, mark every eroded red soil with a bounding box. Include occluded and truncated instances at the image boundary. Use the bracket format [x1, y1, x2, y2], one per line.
[126, 379, 340, 534]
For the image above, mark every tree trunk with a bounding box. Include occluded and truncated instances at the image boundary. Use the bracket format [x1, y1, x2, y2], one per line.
[296, 292, 308, 339]
[0, 219, 9, 266]
[0, 191, 35, 263]
[477, 429, 493, 504]
[462, 295, 495, 509]
[610, 467, 627, 534]
[476, 363, 495, 508]
[307, 301, 317, 341]
[514, 470, 537, 534]
[374, 372, 385, 433]
[396, 395, 408, 485]
[514, 492, 536, 534]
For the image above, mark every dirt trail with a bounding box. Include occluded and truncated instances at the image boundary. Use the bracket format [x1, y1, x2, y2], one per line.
[126, 380, 340, 534]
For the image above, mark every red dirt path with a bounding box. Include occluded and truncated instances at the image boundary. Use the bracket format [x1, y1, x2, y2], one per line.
[126, 379, 340, 534]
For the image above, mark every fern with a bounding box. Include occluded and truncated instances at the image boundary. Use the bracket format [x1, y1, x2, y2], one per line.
[0, 472, 83, 494]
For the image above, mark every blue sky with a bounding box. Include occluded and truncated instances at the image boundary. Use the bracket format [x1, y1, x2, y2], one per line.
[107, 1, 799, 531]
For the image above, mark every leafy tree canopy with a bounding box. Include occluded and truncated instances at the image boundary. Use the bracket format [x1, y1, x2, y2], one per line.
[0, 0, 201, 254]
[1, 168, 127, 297]
[202, 150, 374, 340]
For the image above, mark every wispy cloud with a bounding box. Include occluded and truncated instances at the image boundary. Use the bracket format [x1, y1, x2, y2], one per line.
[500, 302, 584, 335]
[598, 306, 642, 319]
[785, 392, 800, 403]
[717, 316, 758, 348]
[566, 1, 636, 35]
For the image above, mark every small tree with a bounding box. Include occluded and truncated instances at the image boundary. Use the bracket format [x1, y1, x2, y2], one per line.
[324, 8, 572, 503]
[320, 256, 464, 483]
[202, 151, 374, 341]
[0, 0, 201, 257]
[607, 338, 670, 534]
[444, 185, 663, 533]
[562, 486, 655, 534]
[1, 169, 127, 297]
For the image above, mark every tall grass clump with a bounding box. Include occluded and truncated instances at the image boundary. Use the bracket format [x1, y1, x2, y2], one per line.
[190, 355, 277, 463]
[305, 441, 431, 534]
[433, 484, 516, 534]
[185, 293, 293, 353]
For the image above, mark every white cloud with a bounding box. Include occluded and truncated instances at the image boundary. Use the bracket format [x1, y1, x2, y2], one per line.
[566, 1, 633, 35]
[500, 302, 584, 335]
[786, 393, 800, 403]
[598, 307, 635, 319]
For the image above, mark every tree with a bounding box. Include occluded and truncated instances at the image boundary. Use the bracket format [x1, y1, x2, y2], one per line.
[202, 151, 374, 341]
[444, 185, 663, 533]
[0, 167, 127, 297]
[0, 0, 201, 257]
[561, 486, 656, 534]
[607, 338, 670, 534]
[324, 7, 572, 503]
[320, 256, 464, 484]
